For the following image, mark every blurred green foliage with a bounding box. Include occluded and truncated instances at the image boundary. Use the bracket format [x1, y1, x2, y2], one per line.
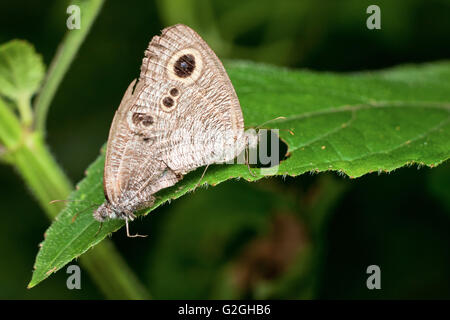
[0, 0, 449, 299]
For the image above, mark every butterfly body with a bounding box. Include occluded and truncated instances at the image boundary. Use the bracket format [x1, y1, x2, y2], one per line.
[93, 25, 245, 228]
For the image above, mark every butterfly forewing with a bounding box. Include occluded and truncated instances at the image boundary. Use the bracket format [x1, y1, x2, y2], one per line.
[101, 24, 245, 214]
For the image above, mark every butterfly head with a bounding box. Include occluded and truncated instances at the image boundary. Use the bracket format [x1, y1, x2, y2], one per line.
[93, 202, 119, 222]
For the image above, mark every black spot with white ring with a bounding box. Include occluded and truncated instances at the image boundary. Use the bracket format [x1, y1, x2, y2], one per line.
[174, 54, 195, 78]
[163, 96, 174, 108]
[132, 113, 154, 127]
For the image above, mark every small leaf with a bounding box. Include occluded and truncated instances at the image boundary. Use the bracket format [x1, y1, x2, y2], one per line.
[0, 40, 45, 103]
[29, 60, 450, 288]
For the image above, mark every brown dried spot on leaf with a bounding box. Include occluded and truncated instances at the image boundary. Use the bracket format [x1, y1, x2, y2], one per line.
[231, 213, 308, 291]
[45, 267, 57, 276]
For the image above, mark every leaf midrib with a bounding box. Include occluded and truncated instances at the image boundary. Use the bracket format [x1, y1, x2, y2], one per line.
[281, 116, 450, 175]
[272, 100, 449, 152]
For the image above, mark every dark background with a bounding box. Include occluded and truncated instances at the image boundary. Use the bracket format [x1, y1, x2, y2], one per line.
[0, 0, 449, 299]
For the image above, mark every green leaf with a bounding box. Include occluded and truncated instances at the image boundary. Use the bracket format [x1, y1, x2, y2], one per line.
[29, 60, 450, 288]
[0, 40, 45, 125]
[0, 40, 45, 103]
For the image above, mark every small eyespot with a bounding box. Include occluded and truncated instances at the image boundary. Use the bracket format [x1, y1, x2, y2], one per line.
[162, 96, 174, 108]
[170, 88, 179, 97]
[142, 116, 153, 127]
[132, 113, 141, 125]
[174, 54, 195, 78]
[132, 113, 153, 126]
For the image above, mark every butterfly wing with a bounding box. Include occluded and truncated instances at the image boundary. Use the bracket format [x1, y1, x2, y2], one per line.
[139, 24, 245, 172]
[103, 79, 138, 205]
[103, 79, 177, 207]
[103, 24, 245, 210]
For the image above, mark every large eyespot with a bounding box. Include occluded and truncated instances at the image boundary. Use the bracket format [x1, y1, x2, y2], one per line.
[174, 54, 195, 78]
[166, 48, 203, 84]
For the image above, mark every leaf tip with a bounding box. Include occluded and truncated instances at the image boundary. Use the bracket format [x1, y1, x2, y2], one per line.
[27, 277, 38, 289]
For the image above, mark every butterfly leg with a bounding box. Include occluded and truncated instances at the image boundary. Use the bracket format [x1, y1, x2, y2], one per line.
[125, 215, 147, 238]
[160, 159, 184, 181]
[194, 164, 210, 190]
[245, 137, 257, 177]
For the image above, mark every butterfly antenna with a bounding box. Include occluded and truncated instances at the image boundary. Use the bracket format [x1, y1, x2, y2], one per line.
[51, 201, 100, 223]
[49, 199, 88, 205]
[250, 117, 294, 135]
[254, 116, 287, 129]
[94, 222, 103, 238]
[125, 217, 147, 238]
[72, 204, 102, 223]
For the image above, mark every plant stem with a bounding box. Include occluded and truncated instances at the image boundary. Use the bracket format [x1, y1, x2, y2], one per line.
[0, 0, 151, 298]
[11, 131, 150, 299]
[17, 95, 33, 127]
[34, 0, 105, 133]
[0, 98, 22, 150]
[82, 240, 151, 299]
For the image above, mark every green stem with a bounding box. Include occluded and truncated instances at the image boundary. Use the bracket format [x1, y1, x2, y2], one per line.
[34, 0, 105, 133]
[0, 98, 22, 150]
[82, 240, 151, 299]
[0, 0, 151, 298]
[11, 132, 150, 299]
[17, 95, 33, 127]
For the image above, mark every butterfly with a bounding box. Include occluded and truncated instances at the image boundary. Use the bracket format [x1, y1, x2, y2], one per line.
[93, 24, 246, 236]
